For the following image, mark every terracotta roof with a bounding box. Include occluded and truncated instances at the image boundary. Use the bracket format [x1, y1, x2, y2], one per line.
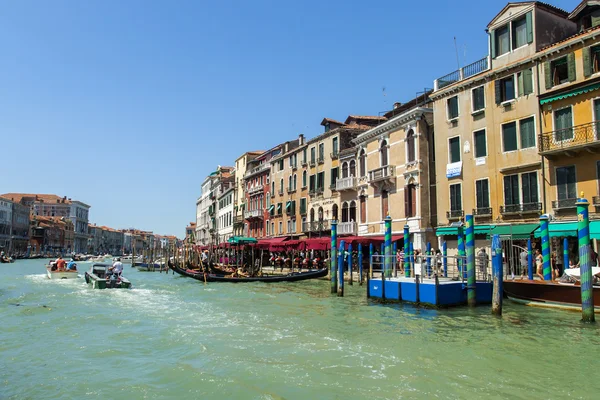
[344, 123, 377, 130]
[320, 118, 345, 126]
[540, 23, 600, 51]
[344, 115, 387, 124]
[1, 193, 72, 204]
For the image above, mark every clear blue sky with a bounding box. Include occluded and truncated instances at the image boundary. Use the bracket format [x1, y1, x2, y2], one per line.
[0, 0, 575, 236]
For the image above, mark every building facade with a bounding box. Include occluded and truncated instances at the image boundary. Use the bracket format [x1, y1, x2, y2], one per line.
[0, 198, 12, 251]
[70, 201, 91, 253]
[11, 200, 30, 254]
[233, 151, 262, 237]
[217, 188, 234, 243]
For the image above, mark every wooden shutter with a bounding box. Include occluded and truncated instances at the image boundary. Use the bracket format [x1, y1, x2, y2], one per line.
[410, 186, 417, 218]
[583, 46, 592, 77]
[491, 30, 496, 59]
[382, 191, 389, 218]
[526, 11, 533, 44]
[524, 68, 533, 95]
[495, 79, 502, 104]
[567, 52, 576, 82]
[360, 196, 366, 224]
[404, 186, 409, 218]
[517, 72, 524, 97]
[544, 61, 552, 90]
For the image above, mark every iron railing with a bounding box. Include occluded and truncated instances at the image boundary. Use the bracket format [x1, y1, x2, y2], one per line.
[309, 160, 316, 167]
[318, 156, 325, 164]
[552, 198, 578, 210]
[500, 202, 542, 214]
[473, 207, 492, 217]
[435, 56, 489, 90]
[539, 121, 600, 154]
[330, 151, 339, 160]
[446, 210, 464, 219]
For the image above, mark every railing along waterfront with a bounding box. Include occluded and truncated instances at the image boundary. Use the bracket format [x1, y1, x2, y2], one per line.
[552, 198, 578, 210]
[434, 56, 489, 90]
[499, 202, 542, 215]
[538, 121, 600, 154]
[336, 176, 356, 191]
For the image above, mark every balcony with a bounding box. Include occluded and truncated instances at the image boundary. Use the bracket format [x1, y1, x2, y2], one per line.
[244, 209, 263, 220]
[368, 165, 395, 184]
[278, 189, 284, 196]
[539, 121, 600, 156]
[247, 184, 263, 195]
[500, 202, 543, 215]
[338, 221, 357, 235]
[330, 151, 339, 160]
[309, 160, 316, 167]
[302, 220, 330, 233]
[301, 160, 308, 167]
[434, 56, 490, 90]
[329, 183, 337, 191]
[286, 186, 296, 194]
[593, 196, 600, 206]
[446, 210, 464, 220]
[244, 163, 270, 179]
[309, 188, 324, 197]
[291, 163, 298, 170]
[318, 156, 325, 164]
[552, 198, 577, 210]
[336, 176, 356, 191]
[472, 207, 492, 217]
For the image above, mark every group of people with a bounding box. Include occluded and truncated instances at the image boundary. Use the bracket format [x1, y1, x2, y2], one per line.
[49, 256, 78, 271]
[526, 247, 598, 281]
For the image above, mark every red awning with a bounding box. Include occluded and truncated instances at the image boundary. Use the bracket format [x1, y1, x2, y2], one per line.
[338, 234, 403, 246]
[256, 237, 288, 250]
[303, 237, 330, 250]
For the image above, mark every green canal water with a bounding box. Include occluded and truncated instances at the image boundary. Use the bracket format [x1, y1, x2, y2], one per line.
[1, 259, 599, 399]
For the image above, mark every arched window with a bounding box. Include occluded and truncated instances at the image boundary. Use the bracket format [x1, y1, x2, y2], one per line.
[406, 129, 416, 163]
[342, 162, 349, 179]
[341, 202, 349, 222]
[349, 201, 357, 222]
[271, 181, 275, 194]
[318, 207, 324, 221]
[293, 174, 297, 190]
[332, 204, 339, 220]
[280, 178, 284, 193]
[359, 149, 366, 177]
[380, 140, 388, 167]
[288, 175, 292, 191]
[302, 171, 307, 187]
[310, 208, 315, 222]
[350, 160, 356, 177]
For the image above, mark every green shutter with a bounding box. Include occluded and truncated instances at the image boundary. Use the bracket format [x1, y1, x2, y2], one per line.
[526, 11, 533, 44]
[491, 30, 497, 59]
[567, 52, 576, 82]
[544, 61, 552, 89]
[495, 79, 502, 104]
[583, 46, 592, 78]
[517, 72, 524, 97]
[523, 68, 533, 95]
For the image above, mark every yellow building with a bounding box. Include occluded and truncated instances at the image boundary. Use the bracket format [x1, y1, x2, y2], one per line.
[538, 2, 600, 223]
[431, 2, 578, 252]
[353, 95, 437, 250]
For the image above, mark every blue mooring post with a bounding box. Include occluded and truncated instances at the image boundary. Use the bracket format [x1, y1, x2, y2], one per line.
[426, 242, 432, 278]
[331, 220, 337, 294]
[465, 215, 476, 307]
[442, 240, 447, 278]
[491, 234, 503, 316]
[393, 241, 398, 277]
[527, 239, 533, 280]
[577, 197, 595, 322]
[358, 243, 363, 286]
[337, 240, 345, 297]
[403, 225, 410, 277]
[384, 216, 392, 278]
[563, 237, 569, 273]
[409, 242, 414, 276]
[540, 214, 551, 281]
[348, 243, 353, 286]
[457, 224, 465, 280]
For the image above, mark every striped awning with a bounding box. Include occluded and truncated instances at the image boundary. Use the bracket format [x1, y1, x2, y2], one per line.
[540, 82, 600, 105]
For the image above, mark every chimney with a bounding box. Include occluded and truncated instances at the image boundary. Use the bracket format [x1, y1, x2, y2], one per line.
[284, 142, 289, 152]
[393, 102, 402, 109]
[299, 134, 304, 145]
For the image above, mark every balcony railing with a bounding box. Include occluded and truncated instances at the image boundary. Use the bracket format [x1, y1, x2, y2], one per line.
[247, 184, 264, 195]
[472, 207, 492, 217]
[539, 121, 600, 155]
[330, 151, 339, 160]
[500, 202, 543, 215]
[309, 160, 316, 167]
[552, 198, 578, 210]
[336, 176, 357, 191]
[368, 165, 395, 184]
[318, 156, 325, 164]
[593, 196, 600, 206]
[301, 160, 308, 167]
[446, 210, 464, 219]
[338, 221, 357, 235]
[286, 186, 296, 194]
[329, 183, 336, 190]
[244, 163, 270, 179]
[244, 209, 263, 219]
[434, 56, 490, 90]
[302, 220, 330, 232]
[278, 189, 284, 196]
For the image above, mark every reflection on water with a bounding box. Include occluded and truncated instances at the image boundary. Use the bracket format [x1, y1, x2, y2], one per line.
[1, 259, 599, 399]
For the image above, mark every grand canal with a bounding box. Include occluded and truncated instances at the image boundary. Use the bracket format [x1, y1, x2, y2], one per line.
[1, 259, 599, 399]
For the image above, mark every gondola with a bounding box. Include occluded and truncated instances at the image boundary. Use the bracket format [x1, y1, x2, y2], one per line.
[169, 261, 328, 283]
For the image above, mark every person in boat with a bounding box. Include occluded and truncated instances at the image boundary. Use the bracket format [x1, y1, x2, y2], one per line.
[535, 249, 544, 280]
[109, 259, 124, 278]
[66, 258, 77, 271]
[55, 256, 66, 271]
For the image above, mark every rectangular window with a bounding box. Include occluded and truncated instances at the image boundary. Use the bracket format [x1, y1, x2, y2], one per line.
[473, 129, 487, 158]
[503, 175, 520, 205]
[475, 179, 490, 208]
[300, 198, 307, 215]
[496, 76, 515, 103]
[449, 184, 462, 211]
[309, 175, 315, 191]
[521, 172, 538, 205]
[495, 25, 510, 56]
[517, 68, 534, 96]
[303, 148, 307, 164]
[592, 45, 600, 74]
[317, 172, 325, 191]
[447, 96, 459, 120]
[318, 143, 324, 162]
[502, 122, 518, 152]
[553, 107, 573, 141]
[332, 137, 338, 156]
[310, 147, 316, 163]
[551, 57, 569, 85]
[449, 137, 461, 163]
[512, 16, 528, 49]
[472, 86, 485, 112]
[279, 221, 283, 234]
[519, 117, 536, 149]
[330, 167, 338, 186]
[279, 160, 284, 171]
[556, 166, 576, 200]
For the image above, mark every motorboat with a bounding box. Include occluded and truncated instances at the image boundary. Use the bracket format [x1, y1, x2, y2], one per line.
[84, 263, 131, 289]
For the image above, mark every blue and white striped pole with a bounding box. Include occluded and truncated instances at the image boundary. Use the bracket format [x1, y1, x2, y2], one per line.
[577, 197, 595, 322]
[348, 243, 353, 285]
[358, 243, 363, 286]
[442, 240, 447, 278]
[338, 240, 345, 297]
[426, 242, 432, 278]
[527, 238, 533, 280]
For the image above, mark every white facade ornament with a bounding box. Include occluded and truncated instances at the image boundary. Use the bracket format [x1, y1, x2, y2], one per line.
[463, 140, 471, 154]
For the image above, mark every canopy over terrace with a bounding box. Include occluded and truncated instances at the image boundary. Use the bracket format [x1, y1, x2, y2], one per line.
[256, 237, 288, 251]
[227, 236, 258, 245]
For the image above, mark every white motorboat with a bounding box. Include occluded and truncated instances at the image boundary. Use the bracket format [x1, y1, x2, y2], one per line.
[88, 256, 106, 263]
[46, 266, 79, 279]
[120, 255, 142, 264]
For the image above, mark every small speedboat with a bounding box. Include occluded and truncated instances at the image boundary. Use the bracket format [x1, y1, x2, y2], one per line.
[46, 266, 79, 279]
[135, 262, 161, 271]
[84, 263, 131, 289]
[88, 256, 106, 263]
[120, 255, 142, 264]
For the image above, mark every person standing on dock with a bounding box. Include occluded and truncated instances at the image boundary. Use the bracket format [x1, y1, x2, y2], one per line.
[477, 248, 488, 280]
[519, 248, 527, 278]
[535, 249, 544, 280]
